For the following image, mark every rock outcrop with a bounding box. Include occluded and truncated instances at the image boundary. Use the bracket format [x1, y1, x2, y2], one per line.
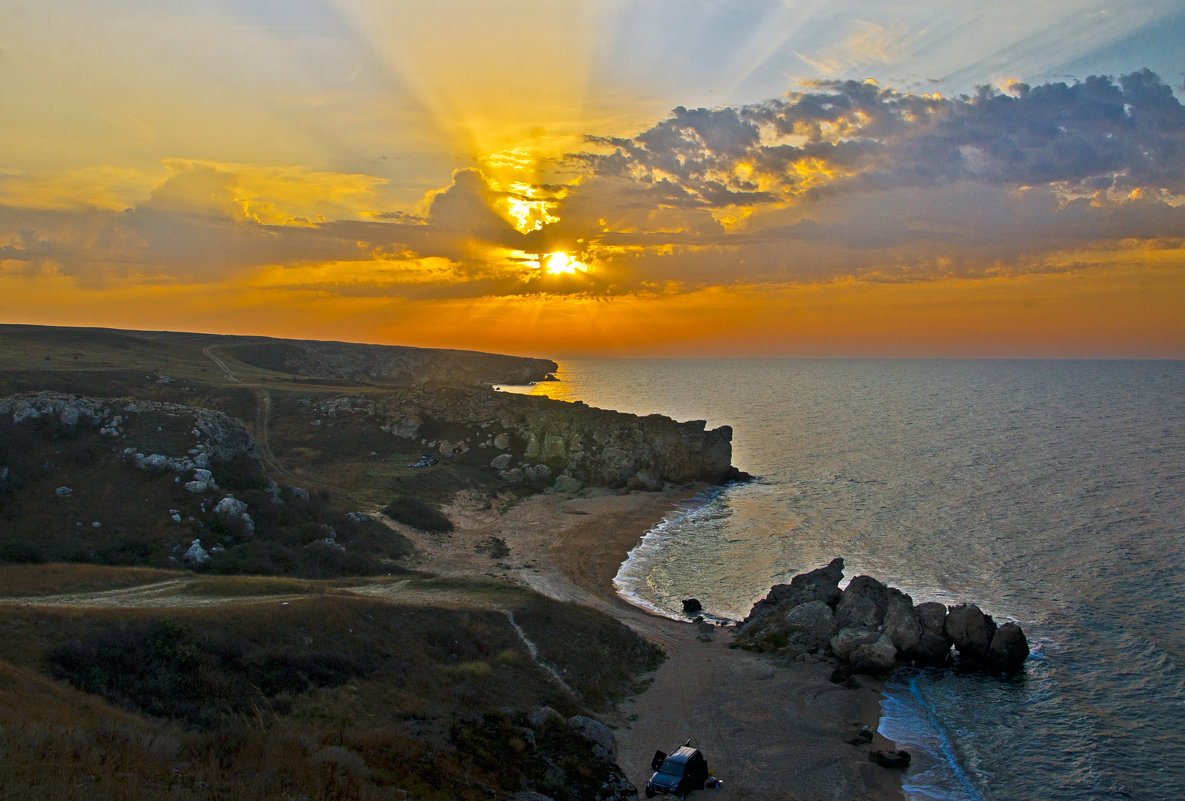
[733, 559, 1030, 677]
[314, 386, 742, 491]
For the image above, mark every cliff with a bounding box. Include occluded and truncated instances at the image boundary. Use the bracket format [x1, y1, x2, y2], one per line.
[314, 386, 740, 492]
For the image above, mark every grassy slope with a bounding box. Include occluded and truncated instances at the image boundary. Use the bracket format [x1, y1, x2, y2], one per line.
[0, 326, 658, 800]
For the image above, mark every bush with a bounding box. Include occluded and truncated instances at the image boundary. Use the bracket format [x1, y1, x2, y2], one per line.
[384, 496, 453, 533]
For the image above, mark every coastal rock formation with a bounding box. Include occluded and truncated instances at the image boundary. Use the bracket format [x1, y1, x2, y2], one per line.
[734, 559, 1030, 677]
[316, 386, 742, 491]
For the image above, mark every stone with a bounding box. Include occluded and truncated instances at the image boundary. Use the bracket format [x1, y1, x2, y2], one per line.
[493, 432, 511, 450]
[214, 496, 255, 537]
[552, 474, 583, 493]
[883, 590, 922, 653]
[184, 481, 209, 494]
[987, 622, 1030, 674]
[836, 575, 890, 629]
[490, 453, 513, 470]
[830, 627, 881, 663]
[54, 486, 73, 497]
[566, 715, 617, 761]
[183, 539, 210, 565]
[945, 604, 997, 662]
[912, 632, 953, 666]
[915, 601, 948, 636]
[869, 749, 912, 769]
[738, 558, 845, 634]
[850, 637, 898, 674]
[783, 600, 838, 653]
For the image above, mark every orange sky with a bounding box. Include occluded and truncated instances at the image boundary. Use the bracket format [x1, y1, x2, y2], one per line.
[2, 1, 1183, 357]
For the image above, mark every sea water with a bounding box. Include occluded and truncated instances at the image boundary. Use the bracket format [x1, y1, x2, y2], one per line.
[507, 359, 1185, 801]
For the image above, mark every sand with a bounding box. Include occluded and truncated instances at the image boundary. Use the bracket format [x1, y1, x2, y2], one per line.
[403, 487, 905, 801]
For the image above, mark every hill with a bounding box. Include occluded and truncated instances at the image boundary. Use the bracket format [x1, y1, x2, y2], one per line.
[0, 324, 740, 800]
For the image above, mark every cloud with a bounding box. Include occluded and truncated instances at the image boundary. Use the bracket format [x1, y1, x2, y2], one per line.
[2, 71, 1183, 304]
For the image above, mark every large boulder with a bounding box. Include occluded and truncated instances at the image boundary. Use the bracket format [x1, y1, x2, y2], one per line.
[850, 636, 898, 674]
[835, 575, 890, 629]
[566, 716, 617, 761]
[915, 601, 949, 636]
[739, 558, 844, 634]
[783, 600, 838, 653]
[987, 622, 1030, 674]
[912, 632, 953, 666]
[830, 627, 881, 663]
[883, 590, 922, 654]
[945, 604, 997, 663]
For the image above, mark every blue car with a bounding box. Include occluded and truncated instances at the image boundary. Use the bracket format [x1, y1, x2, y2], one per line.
[645, 743, 720, 798]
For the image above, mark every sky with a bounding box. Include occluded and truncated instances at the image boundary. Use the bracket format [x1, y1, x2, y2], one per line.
[2, 0, 1184, 358]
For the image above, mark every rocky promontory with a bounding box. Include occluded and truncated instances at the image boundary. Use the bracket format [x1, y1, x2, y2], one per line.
[732, 558, 1030, 676]
[310, 385, 743, 492]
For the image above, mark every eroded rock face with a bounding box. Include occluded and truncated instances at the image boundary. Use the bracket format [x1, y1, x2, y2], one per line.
[321, 386, 739, 490]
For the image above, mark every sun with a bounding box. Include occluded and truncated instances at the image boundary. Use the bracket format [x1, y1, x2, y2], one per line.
[543, 251, 587, 275]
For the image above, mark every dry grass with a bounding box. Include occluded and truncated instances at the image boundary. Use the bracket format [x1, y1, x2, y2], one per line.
[0, 563, 181, 596]
[0, 588, 659, 800]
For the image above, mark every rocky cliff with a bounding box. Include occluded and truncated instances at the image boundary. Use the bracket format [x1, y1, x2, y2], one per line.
[313, 386, 742, 491]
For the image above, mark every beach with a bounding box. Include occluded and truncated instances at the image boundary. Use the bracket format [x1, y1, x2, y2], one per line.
[401, 487, 904, 801]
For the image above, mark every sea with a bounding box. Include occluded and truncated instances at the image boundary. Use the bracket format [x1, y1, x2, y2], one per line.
[505, 359, 1185, 801]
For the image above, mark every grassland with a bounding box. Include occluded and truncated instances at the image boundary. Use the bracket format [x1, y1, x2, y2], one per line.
[0, 325, 656, 801]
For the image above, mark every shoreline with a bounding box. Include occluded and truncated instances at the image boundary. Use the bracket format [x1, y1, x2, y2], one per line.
[416, 485, 905, 801]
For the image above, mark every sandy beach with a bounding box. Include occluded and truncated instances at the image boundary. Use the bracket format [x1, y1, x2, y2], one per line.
[402, 487, 905, 801]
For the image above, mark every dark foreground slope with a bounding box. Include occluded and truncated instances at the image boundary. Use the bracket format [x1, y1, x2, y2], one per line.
[0, 325, 742, 801]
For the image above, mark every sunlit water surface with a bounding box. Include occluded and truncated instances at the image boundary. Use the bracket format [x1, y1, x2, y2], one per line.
[506, 359, 1185, 801]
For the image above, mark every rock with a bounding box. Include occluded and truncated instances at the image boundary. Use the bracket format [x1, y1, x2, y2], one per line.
[192, 468, 214, 484]
[869, 749, 912, 769]
[54, 486, 73, 497]
[183, 539, 210, 565]
[846, 725, 876, 745]
[528, 706, 563, 729]
[945, 604, 997, 662]
[850, 637, 898, 674]
[835, 575, 890, 629]
[552, 474, 583, 494]
[915, 601, 948, 636]
[493, 432, 511, 450]
[566, 716, 617, 761]
[912, 632, 953, 666]
[783, 600, 838, 653]
[987, 622, 1030, 674]
[738, 558, 845, 634]
[214, 496, 255, 536]
[830, 627, 881, 663]
[883, 590, 922, 653]
[682, 598, 703, 615]
[490, 453, 513, 470]
[184, 481, 209, 494]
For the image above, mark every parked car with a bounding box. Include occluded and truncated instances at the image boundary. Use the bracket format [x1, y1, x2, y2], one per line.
[645, 742, 721, 798]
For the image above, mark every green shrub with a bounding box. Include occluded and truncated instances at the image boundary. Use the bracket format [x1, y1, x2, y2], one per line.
[384, 496, 453, 533]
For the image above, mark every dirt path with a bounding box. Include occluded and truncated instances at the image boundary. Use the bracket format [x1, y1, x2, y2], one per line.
[201, 345, 239, 382]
